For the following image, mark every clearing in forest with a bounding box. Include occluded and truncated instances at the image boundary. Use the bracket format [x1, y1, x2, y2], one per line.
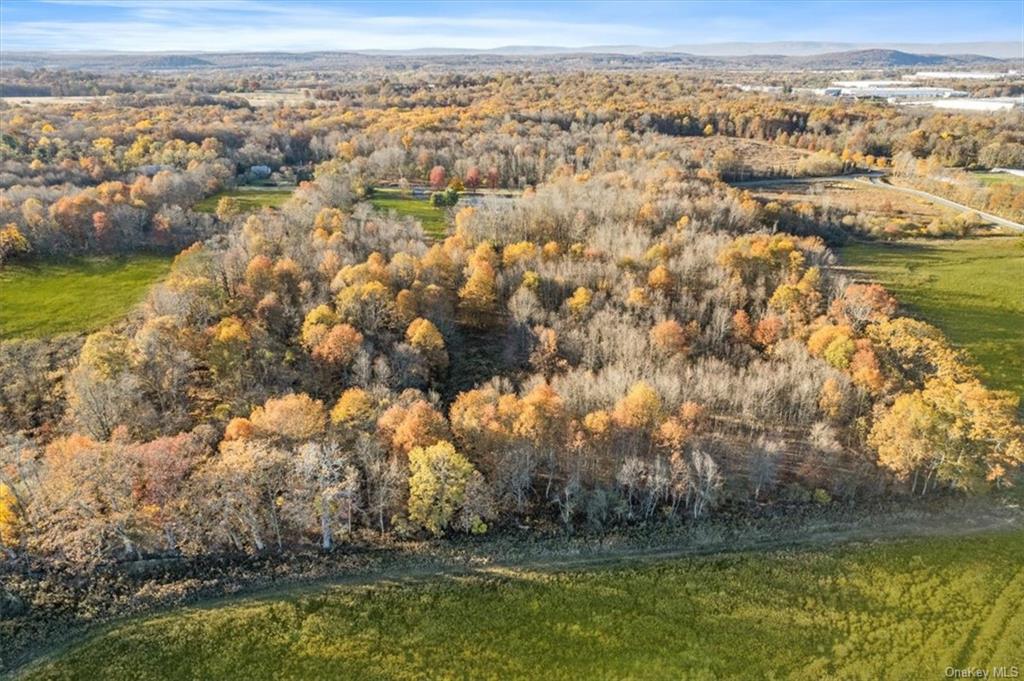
[194, 186, 295, 214]
[368, 188, 450, 240]
[753, 179, 956, 224]
[0, 255, 172, 339]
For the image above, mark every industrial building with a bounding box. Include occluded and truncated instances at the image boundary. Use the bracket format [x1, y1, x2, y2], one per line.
[826, 86, 968, 100]
[904, 71, 1020, 80]
[907, 97, 1023, 112]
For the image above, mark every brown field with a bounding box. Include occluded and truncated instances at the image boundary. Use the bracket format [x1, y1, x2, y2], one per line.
[230, 91, 318, 107]
[750, 179, 956, 223]
[1, 91, 316, 109]
[680, 136, 813, 176]
[0, 95, 105, 107]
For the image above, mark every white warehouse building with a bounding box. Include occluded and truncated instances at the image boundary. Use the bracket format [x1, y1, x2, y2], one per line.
[907, 97, 1023, 112]
[905, 71, 1019, 81]
[837, 86, 968, 100]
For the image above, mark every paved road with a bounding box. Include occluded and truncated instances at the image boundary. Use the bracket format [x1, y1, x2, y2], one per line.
[859, 175, 1024, 232]
[731, 171, 1024, 232]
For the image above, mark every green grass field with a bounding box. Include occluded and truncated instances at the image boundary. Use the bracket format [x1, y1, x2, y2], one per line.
[0, 255, 172, 339]
[973, 172, 1024, 188]
[19, 531, 1024, 680]
[194, 186, 294, 214]
[840, 236, 1024, 401]
[369, 188, 449, 239]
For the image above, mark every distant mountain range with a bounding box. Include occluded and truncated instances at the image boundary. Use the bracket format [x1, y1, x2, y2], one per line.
[3, 46, 1017, 73]
[664, 41, 1019, 59]
[778, 49, 1003, 69]
[354, 41, 1020, 59]
[137, 55, 214, 69]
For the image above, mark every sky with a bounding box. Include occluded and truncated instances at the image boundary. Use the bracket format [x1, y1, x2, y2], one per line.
[0, 0, 1021, 53]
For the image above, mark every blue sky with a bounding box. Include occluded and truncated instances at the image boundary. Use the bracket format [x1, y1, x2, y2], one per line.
[1, 0, 1020, 52]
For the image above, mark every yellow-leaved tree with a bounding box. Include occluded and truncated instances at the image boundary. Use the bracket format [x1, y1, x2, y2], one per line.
[870, 378, 1024, 493]
[613, 381, 664, 431]
[407, 440, 478, 536]
[565, 287, 593, 317]
[250, 393, 327, 442]
[458, 260, 498, 325]
[406, 317, 448, 370]
[0, 483, 22, 549]
[0, 223, 31, 265]
[330, 387, 377, 430]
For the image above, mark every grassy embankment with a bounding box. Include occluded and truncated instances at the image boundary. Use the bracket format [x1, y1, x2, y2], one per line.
[972, 172, 1024, 188]
[0, 255, 172, 339]
[19, 531, 1024, 680]
[194, 186, 295, 213]
[368, 188, 449, 239]
[839, 236, 1024, 402]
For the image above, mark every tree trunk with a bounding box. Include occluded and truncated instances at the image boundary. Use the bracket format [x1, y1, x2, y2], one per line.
[266, 493, 282, 551]
[244, 510, 265, 551]
[321, 499, 333, 551]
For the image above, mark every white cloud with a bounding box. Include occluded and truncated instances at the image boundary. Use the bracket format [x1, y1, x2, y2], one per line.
[5, 2, 667, 51]
[11, 0, 1009, 52]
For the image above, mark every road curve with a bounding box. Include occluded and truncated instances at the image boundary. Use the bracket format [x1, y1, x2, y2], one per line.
[859, 175, 1024, 232]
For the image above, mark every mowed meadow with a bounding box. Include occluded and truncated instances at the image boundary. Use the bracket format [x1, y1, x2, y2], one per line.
[368, 188, 450, 239]
[972, 172, 1024, 188]
[0, 255, 172, 339]
[0, 186, 442, 342]
[19, 531, 1024, 680]
[194, 186, 295, 213]
[840, 236, 1024, 401]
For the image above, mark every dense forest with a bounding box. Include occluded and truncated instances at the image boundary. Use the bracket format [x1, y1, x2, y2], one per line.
[1, 68, 1022, 565]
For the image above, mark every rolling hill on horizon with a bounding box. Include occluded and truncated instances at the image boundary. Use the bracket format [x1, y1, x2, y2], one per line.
[1, 46, 1013, 73]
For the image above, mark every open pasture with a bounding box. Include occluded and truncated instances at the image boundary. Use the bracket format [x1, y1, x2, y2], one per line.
[194, 186, 295, 214]
[0, 255, 172, 339]
[839, 236, 1024, 401]
[369, 188, 450, 239]
[19, 531, 1024, 680]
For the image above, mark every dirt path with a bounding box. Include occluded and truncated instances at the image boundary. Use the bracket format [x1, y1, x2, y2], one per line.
[240, 502, 1024, 595]
[9, 501, 1023, 677]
